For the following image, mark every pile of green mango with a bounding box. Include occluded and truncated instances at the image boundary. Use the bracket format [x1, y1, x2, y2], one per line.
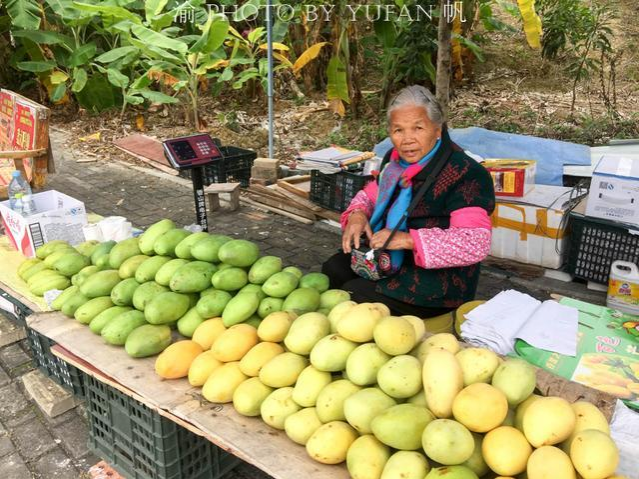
[20, 219, 350, 361]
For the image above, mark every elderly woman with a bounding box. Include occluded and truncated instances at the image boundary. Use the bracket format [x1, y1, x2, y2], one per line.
[322, 85, 495, 318]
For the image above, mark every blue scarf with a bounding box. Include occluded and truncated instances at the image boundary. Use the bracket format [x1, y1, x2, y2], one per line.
[369, 139, 442, 272]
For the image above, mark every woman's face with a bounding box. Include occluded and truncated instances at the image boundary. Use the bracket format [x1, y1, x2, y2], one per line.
[389, 104, 442, 163]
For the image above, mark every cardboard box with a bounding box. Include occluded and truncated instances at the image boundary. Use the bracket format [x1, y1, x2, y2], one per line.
[0, 190, 87, 257]
[483, 159, 536, 198]
[586, 155, 639, 227]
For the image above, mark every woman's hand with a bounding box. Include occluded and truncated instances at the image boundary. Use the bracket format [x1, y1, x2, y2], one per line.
[370, 229, 414, 250]
[342, 210, 373, 253]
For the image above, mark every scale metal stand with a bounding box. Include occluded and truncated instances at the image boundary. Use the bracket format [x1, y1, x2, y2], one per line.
[162, 134, 224, 232]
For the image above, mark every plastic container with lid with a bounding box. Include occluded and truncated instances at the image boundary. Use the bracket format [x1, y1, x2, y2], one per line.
[607, 260, 639, 315]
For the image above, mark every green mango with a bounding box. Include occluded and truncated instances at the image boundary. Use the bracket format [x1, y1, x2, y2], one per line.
[18, 258, 42, 279]
[80, 270, 122, 298]
[282, 266, 303, 280]
[153, 229, 191, 257]
[74, 296, 114, 325]
[134, 256, 171, 283]
[248, 256, 282, 285]
[125, 324, 172, 358]
[108, 238, 141, 269]
[118, 254, 150, 279]
[169, 261, 217, 293]
[90, 240, 116, 266]
[101, 310, 148, 345]
[138, 219, 175, 255]
[35, 240, 70, 259]
[110, 278, 140, 306]
[190, 235, 232, 263]
[132, 281, 169, 311]
[74, 265, 102, 287]
[52, 286, 80, 311]
[245, 315, 262, 329]
[75, 240, 100, 257]
[262, 271, 299, 298]
[195, 290, 232, 318]
[299, 272, 330, 293]
[52, 253, 90, 277]
[144, 292, 190, 325]
[155, 259, 189, 286]
[43, 248, 77, 268]
[211, 267, 248, 291]
[257, 297, 284, 318]
[30, 274, 70, 296]
[221, 292, 260, 327]
[319, 289, 351, 311]
[218, 239, 260, 267]
[61, 293, 90, 318]
[22, 263, 53, 282]
[282, 288, 321, 315]
[89, 306, 133, 335]
[95, 254, 111, 268]
[176, 307, 205, 338]
[239, 283, 267, 301]
[174, 232, 209, 259]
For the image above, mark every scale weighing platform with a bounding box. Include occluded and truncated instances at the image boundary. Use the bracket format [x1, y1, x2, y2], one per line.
[162, 134, 224, 231]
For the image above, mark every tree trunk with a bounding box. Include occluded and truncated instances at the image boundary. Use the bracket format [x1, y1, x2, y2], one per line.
[436, 0, 453, 122]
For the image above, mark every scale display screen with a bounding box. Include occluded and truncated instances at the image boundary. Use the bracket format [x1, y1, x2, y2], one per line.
[162, 134, 223, 170]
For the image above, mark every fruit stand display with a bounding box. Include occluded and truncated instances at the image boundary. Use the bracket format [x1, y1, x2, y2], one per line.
[15, 219, 631, 479]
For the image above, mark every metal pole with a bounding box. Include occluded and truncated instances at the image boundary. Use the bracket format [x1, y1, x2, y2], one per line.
[266, 2, 275, 159]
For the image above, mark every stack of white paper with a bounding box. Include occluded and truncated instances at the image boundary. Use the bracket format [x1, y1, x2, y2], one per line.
[297, 147, 365, 173]
[460, 290, 579, 356]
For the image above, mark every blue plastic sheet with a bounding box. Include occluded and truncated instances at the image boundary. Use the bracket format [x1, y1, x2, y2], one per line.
[373, 127, 591, 186]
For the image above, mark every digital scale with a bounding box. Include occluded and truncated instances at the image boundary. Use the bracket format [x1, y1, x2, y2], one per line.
[162, 134, 224, 231]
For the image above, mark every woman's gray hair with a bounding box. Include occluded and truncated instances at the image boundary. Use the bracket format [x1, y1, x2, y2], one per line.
[387, 85, 444, 127]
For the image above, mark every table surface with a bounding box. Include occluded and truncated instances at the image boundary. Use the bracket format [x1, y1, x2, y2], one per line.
[28, 312, 350, 479]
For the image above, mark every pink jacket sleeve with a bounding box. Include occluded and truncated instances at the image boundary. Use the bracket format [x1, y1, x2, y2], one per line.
[410, 207, 492, 269]
[340, 181, 378, 229]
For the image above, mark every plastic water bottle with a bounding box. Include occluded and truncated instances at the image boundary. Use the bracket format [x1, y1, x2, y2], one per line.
[8, 171, 34, 216]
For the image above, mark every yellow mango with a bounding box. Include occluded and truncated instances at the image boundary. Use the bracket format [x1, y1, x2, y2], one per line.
[527, 446, 576, 479]
[422, 348, 463, 418]
[257, 311, 296, 342]
[452, 383, 509, 433]
[376, 355, 422, 399]
[372, 303, 391, 317]
[315, 379, 362, 423]
[371, 404, 434, 451]
[238, 342, 284, 377]
[191, 318, 226, 350]
[402, 315, 426, 342]
[211, 323, 258, 362]
[155, 340, 203, 379]
[421, 419, 474, 465]
[306, 421, 358, 465]
[232, 377, 273, 416]
[491, 358, 537, 407]
[260, 387, 300, 430]
[292, 365, 333, 407]
[327, 300, 356, 333]
[284, 407, 323, 446]
[310, 334, 358, 372]
[337, 303, 384, 342]
[347, 434, 391, 479]
[202, 361, 247, 403]
[455, 347, 500, 385]
[284, 312, 330, 355]
[482, 426, 532, 476]
[259, 352, 308, 388]
[346, 343, 391, 386]
[570, 430, 619, 479]
[188, 350, 223, 386]
[417, 333, 460, 360]
[561, 401, 610, 454]
[381, 451, 430, 479]
[461, 432, 490, 477]
[343, 387, 396, 434]
[523, 396, 576, 447]
[374, 317, 416, 355]
[514, 394, 541, 431]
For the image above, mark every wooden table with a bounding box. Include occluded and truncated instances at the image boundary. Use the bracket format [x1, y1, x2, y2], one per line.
[28, 312, 349, 479]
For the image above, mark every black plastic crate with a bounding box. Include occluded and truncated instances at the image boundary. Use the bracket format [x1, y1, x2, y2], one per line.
[310, 170, 373, 212]
[567, 212, 639, 284]
[179, 145, 256, 187]
[84, 374, 240, 479]
[26, 327, 85, 398]
[0, 287, 30, 327]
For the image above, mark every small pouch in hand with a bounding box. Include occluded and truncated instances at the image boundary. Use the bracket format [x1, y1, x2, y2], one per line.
[350, 242, 395, 281]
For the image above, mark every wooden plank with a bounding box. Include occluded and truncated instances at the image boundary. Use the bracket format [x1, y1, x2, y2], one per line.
[241, 198, 315, 225]
[277, 177, 311, 198]
[27, 312, 348, 479]
[246, 193, 317, 221]
[0, 148, 47, 158]
[271, 185, 323, 212]
[112, 134, 178, 176]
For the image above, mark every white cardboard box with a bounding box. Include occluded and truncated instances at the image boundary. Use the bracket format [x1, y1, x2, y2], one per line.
[490, 185, 578, 269]
[0, 190, 87, 257]
[586, 155, 639, 227]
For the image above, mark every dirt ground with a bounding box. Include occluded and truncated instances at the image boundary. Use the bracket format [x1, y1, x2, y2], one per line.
[48, 0, 639, 168]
